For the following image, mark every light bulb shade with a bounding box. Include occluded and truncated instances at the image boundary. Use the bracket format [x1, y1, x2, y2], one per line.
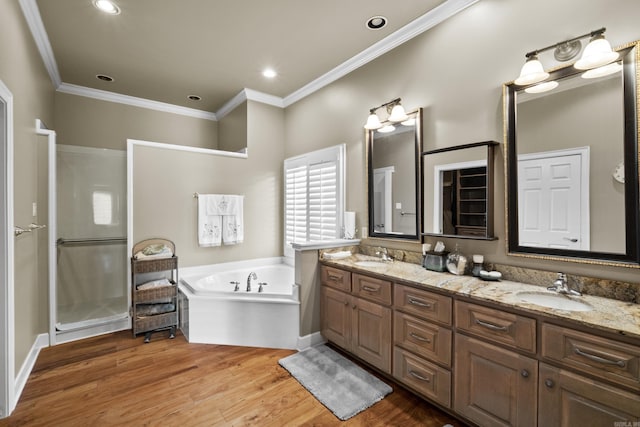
[581, 61, 623, 79]
[364, 113, 382, 130]
[515, 57, 549, 86]
[524, 80, 558, 94]
[388, 104, 409, 122]
[575, 37, 619, 70]
[378, 124, 396, 133]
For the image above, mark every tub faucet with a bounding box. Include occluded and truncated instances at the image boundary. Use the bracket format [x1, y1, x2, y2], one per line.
[230, 281, 240, 292]
[247, 272, 257, 292]
[547, 272, 581, 296]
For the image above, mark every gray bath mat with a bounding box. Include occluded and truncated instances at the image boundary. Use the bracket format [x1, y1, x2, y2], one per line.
[278, 344, 392, 421]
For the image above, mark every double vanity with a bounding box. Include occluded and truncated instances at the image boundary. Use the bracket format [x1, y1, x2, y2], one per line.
[320, 254, 640, 426]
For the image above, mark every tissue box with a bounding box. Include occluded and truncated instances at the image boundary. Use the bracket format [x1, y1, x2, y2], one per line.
[424, 251, 449, 272]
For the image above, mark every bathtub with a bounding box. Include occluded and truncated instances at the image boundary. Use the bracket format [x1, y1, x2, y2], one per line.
[178, 257, 300, 349]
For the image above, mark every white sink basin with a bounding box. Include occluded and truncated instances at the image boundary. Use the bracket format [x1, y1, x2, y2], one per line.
[354, 261, 388, 268]
[517, 292, 592, 312]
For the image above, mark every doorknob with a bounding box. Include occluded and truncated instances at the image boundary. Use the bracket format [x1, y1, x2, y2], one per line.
[563, 237, 578, 242]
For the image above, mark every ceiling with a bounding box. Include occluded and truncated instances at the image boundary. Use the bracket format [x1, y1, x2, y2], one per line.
[29, 0, 475, 117]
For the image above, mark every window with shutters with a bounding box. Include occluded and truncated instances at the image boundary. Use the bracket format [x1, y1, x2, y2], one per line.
[284, 144, 345, 257]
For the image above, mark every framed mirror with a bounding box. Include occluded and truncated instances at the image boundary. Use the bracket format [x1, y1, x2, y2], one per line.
[504, 40, 640, 266]
[367, 108, 422, 240]
[422, 141, 498, 240]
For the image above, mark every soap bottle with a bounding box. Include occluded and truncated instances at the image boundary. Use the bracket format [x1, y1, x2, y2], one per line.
[472, 254, 484, 277]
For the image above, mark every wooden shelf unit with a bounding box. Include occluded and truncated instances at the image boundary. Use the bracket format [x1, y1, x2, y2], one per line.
[131, 239, 178, 342]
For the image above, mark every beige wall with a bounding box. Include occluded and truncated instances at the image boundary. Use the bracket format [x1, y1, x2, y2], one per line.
[1, 0, 55, 375]
[218, 101, 247, 153]
[54, 92, 218, 151]
[132, 101, 285, 266]
[284, 0, 640, 284]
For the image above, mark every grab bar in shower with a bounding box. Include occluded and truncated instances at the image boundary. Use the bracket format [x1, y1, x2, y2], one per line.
[56, 237, 127, 246]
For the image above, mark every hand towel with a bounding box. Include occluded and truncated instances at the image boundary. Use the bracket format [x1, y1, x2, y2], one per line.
[222, 195, 244, 244]
[198, 194, 222, 247]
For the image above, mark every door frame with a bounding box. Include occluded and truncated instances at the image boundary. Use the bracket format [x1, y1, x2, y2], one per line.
[373, 166, 394, 233]
[36, 120, 57, 345]
[433, 159, 486, 234]
[0, 79, 15, 418]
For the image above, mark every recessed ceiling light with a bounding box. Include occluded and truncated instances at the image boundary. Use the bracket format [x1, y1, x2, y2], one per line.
[262, 68, 277, 78]
[93, 0, 120, 15]
[96, 74, 114, 82]
[366, 16, 387, 30]
[187, 95, 202, 101]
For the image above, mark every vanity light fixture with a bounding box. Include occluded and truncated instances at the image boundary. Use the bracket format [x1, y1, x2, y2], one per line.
[364, 98, 408, 130]
[581, 61, 623, 79]
[515, 28, 618, 87]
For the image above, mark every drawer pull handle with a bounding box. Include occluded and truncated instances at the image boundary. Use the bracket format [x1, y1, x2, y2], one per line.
[544, 379, 555, 388]
[408, 370, 430, 382]
[328, 274, 341, 281]
[408, 297, 431, 308]
[573, 347, 626, 368]
[409, 332, 431, 343]
[344, 300, 349, 306]
[474, 319, 508, 332]
[362, 285, 379, 293]
[520, 369, 529, 378]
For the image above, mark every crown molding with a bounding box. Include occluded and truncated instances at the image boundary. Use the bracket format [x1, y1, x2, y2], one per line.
[18, 0, 61, 88]
[57, 83, 218, 121]
[21, 0, 478, 116]
[215, 89, 285, 120]
[283, 0, 480, 107]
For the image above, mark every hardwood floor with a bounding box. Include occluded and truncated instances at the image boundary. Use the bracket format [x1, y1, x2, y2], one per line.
[1, 331, 467, 426]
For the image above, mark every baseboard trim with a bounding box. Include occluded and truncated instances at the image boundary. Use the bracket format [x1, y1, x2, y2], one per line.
[297, 332, 325, 351]
[14, 333, 49, 407]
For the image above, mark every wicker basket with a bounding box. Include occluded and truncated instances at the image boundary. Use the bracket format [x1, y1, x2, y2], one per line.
[135, 283, 177, 304]
[134, 312, 177, 334]
[132, 257, 178, 274]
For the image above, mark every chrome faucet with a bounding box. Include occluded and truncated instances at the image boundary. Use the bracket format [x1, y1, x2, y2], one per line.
[230, 281, 240, 292]
[547, 272, 581, 296]
[247, 272, 257, 292]
[375, 247, 393, 262]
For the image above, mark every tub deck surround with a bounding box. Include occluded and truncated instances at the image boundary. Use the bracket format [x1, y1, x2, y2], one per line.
[320, 254, 640, 340]
[178, 258, 300, 349]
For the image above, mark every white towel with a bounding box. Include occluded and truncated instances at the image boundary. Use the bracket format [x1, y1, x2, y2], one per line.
[198, 194, 244, 246]
[198, 195, 223, 247]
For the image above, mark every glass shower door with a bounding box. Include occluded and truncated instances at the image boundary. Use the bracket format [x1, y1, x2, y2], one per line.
[55, 145, 128, 331]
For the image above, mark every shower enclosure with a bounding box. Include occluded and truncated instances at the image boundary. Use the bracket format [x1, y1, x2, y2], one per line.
[53, 145, 129, 343]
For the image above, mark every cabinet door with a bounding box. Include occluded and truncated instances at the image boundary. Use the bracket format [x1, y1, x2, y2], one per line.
[539, 363, 640, 426]
[352, 297, 392, 373]
[454, 334, 537, 427]
[320, 286, 351, 350]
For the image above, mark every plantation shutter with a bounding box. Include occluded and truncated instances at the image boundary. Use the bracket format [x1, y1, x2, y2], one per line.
[285, 164, 308, 246]
[308, 161, 338, 241]
[283, 144, 345, 256]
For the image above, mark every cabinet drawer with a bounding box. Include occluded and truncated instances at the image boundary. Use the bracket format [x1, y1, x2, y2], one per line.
[394, 311, 452, 367]
[320, 265, 351, 292]
[394, 285, 452, 326]
[542, 323, 640, 391]
[393, 347, 451, 408]
[455, 301, 536, 353]
[352, 273, 391, 305]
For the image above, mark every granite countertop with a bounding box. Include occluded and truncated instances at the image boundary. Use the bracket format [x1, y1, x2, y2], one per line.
[320, 254, 640, 340]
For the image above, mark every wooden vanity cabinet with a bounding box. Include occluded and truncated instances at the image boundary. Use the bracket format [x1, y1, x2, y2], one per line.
[538, 363, 640, 426]
[320, 266, 392, 373]
[454, 302, 538, 427]
[393, 284, 453, 407]
[319, 262, 640, 426]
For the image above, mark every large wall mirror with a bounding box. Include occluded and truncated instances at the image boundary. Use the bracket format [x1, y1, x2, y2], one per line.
[504, 40, 640, 266]
[422, 141, 498, 240]
[367, 108, 422, 240]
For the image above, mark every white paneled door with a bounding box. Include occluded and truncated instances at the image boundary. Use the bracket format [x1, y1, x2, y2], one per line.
[517, 148, 589, 250]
